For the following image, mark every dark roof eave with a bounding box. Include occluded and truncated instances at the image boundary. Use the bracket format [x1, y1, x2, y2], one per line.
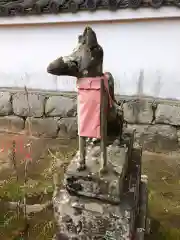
[0, 0, 179, 18]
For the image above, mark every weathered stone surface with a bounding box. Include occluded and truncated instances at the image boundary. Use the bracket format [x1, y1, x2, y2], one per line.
[156, 104, 180, 126]
[53, 139, 141, 239]
[53, 190, 130, 240]
[0, 92, 12, 115]
[128, 124, 178, 152]
[12, 92, 45, 117]
[45, 96, 77, 117]
[66, 142, 129, 202]
[123, 99, 153, 124]
[58, 117, 77, 139]
[0, 116, 24, 132]
[25, 117, 58, 137]
[127, 124, 148, 145]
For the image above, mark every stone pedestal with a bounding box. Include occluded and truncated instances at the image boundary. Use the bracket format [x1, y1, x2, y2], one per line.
[53, 129, 144, 239]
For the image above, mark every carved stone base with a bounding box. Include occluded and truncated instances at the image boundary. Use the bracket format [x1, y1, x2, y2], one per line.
[65, 140, 130, 203]
[53, 189, 131, 239]
[53, 129, 147, 240]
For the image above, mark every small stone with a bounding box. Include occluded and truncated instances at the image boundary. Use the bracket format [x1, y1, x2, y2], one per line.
[84, 202, 103, 214]
[91, 146, 101, 157]
[123, 99, 153, 124]
[128, 124, 179, 152]
[141, 125, 178, 152]
[55, 233, 69, 240]
[0, 116, 24, 132]
[0, 92, 12, 115]
[127, 124, 148, 144]
[12, 92, 45, 117]
[45, 96, 77, 117]
[58, 117, 77, 139]
[156, 104, 180, 126]
[25, 117, 58, 138]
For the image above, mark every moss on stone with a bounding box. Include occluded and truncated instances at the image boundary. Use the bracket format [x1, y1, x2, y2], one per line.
[143, 152, 180, 240]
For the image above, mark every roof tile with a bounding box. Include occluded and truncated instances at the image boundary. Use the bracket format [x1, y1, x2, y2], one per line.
[0, 0, 178, 17]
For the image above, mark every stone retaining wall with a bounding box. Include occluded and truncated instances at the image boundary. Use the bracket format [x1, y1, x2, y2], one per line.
[0, 89, 180, 152]
[0, 91, 77, 139]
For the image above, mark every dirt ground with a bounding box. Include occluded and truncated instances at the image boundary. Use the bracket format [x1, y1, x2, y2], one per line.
[0, 133, 179, 239]
[0, 133, 78, 240]
[143, 151, 180, 240]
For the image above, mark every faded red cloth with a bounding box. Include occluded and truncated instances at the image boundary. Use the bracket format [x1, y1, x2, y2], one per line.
[77, 75, 112, 138]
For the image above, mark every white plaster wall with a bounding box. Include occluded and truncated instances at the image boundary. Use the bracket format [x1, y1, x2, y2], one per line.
[1, 19, 180, 99]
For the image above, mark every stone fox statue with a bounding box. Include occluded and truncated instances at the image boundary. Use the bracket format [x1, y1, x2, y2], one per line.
[47, 26, 124, 138]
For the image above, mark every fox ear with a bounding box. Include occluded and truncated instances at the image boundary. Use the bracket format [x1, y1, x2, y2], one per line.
[83, 26, 98, 48]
